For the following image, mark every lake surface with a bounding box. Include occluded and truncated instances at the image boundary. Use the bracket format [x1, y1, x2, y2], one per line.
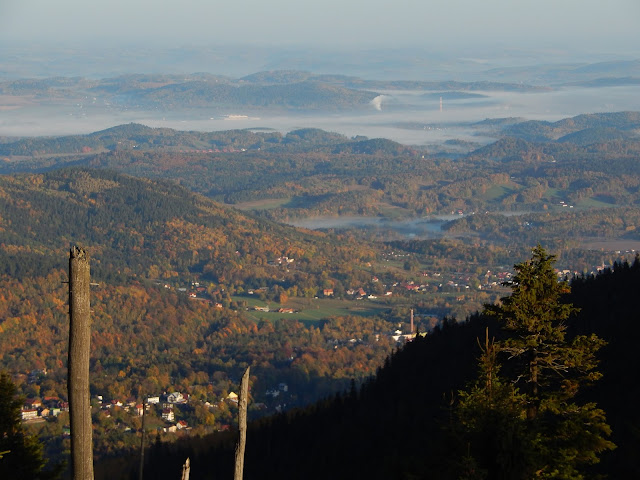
[2, 85, 640, 146]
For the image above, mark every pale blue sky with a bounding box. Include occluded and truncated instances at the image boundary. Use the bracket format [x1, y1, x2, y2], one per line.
[1, 0, 639, 54]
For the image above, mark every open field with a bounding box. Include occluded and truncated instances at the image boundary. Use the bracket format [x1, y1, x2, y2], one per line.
[233, 295, 391, 325]
[578, 238, 640, 252]
[480, 183, 520, 202]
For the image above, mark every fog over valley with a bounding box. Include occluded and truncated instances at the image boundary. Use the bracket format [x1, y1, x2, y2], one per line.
[3, 82, 640, 147]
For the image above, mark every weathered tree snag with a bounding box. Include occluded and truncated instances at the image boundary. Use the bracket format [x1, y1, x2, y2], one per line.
[139, 397, 147, 480]
[181, 457, 190, 480]
[234, 367, 250, 480]
[68, 246, 94, 480]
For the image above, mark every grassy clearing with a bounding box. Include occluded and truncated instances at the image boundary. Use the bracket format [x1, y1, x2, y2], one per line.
[480, 183, 520, 202]
[376, 202, 414, 219]
[233, 295, 389, 324]
[575, 196, 618, 208]
[541, 188, 567, 202]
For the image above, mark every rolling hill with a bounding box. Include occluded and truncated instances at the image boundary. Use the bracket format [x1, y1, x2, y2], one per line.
[0, 167, 376, 285]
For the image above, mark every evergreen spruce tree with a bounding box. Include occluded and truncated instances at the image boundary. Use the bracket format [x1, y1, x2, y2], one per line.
[0, 372, 62, 480]
[456, 246, 615, 479]
[455, 330, 531, 479]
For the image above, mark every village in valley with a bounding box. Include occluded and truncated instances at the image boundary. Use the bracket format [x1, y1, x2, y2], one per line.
[19, 366, 295, 444]
[155, 248, 611, 332]
[15, 242, 626, 453]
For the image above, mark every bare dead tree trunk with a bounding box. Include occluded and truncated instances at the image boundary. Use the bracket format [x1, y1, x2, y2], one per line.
[234, 367, 250, 480]
[139, 397, 147, 480]
[68, 246, 94, 480]
[181, 458, 190, 480]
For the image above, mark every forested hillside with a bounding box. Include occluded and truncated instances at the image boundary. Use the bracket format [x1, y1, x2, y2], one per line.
[0, 168, 407, 465]
[96, 255, 640, 480]
[0, 168, 378, 284]
[2, 113, 640, 235]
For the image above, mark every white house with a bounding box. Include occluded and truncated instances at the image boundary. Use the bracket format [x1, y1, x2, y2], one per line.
[161, 408, 175, 422]
[167, 392, 184, 404]
[21, 409, 38, 420]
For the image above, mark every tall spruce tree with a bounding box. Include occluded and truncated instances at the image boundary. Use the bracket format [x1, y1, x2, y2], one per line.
[456, 246, 615, 479]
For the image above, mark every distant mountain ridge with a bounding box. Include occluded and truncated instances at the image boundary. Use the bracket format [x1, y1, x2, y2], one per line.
[502, 111, 640, 142]
[0, 70, 550, 115]
[0, 122, 411, 157]
[129, 80, 378, 110]
[482, 58, 640, 85]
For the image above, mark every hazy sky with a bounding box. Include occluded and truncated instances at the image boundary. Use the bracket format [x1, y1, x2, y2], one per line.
[1, 0, 639, 54]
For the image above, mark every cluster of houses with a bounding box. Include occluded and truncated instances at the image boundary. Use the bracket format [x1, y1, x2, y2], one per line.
[93, 391, 191, 433]
[269, 256, 295, 266]
[95, 395, 146, 416]
[19, 369, 68, 421]
[20, 377, 297, 432]
[157, 392, 188, 431]
[21, 396, 68, 421]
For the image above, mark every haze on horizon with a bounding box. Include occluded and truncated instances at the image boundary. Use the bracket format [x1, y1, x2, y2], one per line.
[1, 0, 639, 78]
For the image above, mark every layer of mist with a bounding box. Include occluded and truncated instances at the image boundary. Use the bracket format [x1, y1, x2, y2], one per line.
[2, 85, 639, 147]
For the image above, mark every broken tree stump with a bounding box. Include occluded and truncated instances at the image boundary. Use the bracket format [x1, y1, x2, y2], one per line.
[234, 367, 250, 480]
[68, 246, 94, 480]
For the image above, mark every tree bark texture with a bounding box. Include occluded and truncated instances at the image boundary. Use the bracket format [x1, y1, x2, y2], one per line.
[68, 246, 94, 480]
[234, 367, 250, 480]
